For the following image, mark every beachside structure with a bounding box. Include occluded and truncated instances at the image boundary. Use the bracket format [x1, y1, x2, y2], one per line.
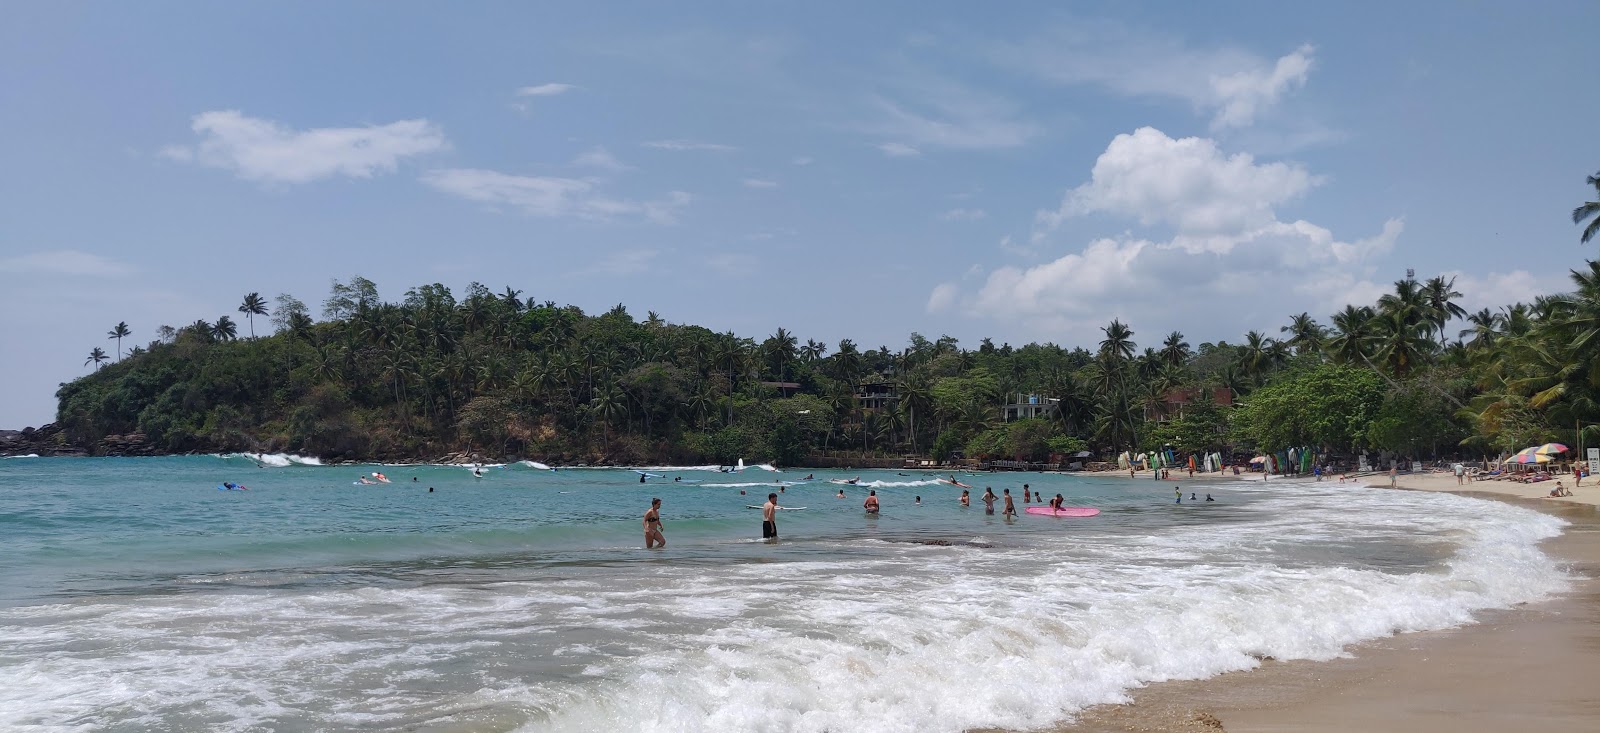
[759, 381, 803, 397]
[1002, 393, 1059, 422]
[854, 381, 898, 411]
[1144, 386, 1233, 422]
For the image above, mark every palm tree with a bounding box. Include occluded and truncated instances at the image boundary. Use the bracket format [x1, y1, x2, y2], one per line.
[1422, 276, 1466, 344]
[106, 321, 131, 361]
[1280, 312, 1324, 355]
[1159, 331, 1190, 368]
[766, 327, 797, 381]
[1099, 319, 1135, 361]
[1240, 330, 1275, 383]
[238, 293, 268, 339]
[1572, 171, 1600, 244]
[85, 346, 109, 369]
[1459, 308, 1502, 351]
[800, 338, 827, 364]
[212, 315, 238, 341]
[1326, 305, 1376, 365]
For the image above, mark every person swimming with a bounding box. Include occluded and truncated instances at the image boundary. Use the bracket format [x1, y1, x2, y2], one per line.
[915, 495, 922, 506]
[960, 489, 970, 507]
[1205, 494, 1215, 502]
[837, 489, 846, 498]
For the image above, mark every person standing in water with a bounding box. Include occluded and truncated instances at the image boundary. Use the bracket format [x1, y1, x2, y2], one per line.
[1175, 487, 1182, 504]
[643, 498, 665, 549]
[1022, 486, 1031, 504]
[863, 490, 880, 514]
[762, 493, 779, 541]
[960, 489, 971, 507]
[982, 487, 997, 515]
[1002, 488, 1016, 518]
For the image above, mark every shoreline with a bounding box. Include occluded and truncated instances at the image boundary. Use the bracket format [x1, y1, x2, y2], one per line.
[1038, 479, 1600, 733]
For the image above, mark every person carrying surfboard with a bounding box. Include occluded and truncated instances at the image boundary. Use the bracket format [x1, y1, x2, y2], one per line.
[863, 490, 880, 514]
[762, 493, 779, 541]
[643, 498, 665, 549]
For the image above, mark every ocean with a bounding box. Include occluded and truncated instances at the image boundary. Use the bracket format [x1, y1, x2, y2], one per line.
[0, 455, 1572, 732]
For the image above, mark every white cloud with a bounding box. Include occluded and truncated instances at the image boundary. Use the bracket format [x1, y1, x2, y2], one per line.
[1446, 270, 1571, 313]
[572, 146, 631, 172]
[163, 110, 446, 184]
[939, 207, 987, 221]
[792, 156, 813, 166]
[516, 83, 576, 97]
[1037, 127, 1319, 237]
[878, 142, 921, 157]
[420, 168, 689, 223]
[642, 139, 738, 152]
[990, 23, 1315, 129]
[743, 178, 779, 189]
[859, 74, 1039, 152]
[939, 125, 1419, 342]
[926, 283, 960, 313]
[0, 250, 131, 277]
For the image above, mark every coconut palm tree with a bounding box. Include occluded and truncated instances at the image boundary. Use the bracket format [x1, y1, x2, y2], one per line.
[1572, 171, 1600, 244]
[85, 347, 109, 369]
[106, 321, 131, 361]
[1459, 308, 1502, 351]
[766, 327, 797, 381]
[237, 293, 268, 339]
[1423, 276, 1467, 344]
[1326, 305, 1377, 365]
[1159, 331, 1190, 368]
[1099, 319, 1135, 362]
[1279, 312, 1324, 355]
[211, 316, 238, 341]
[800, 338, 827, 363]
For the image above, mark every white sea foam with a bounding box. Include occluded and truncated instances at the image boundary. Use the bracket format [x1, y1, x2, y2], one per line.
[0, 485, 1572, 732]
[3, 453, 40, 459]
[225, 452, 323, 467]
[518, 460, 554, 471]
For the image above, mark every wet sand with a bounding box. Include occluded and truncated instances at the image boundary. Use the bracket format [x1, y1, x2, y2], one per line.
[1033, 482, 1600, 733]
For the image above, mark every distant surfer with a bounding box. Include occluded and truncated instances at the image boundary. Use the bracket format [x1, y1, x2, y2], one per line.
[1205, 494, 1215, 502]
[846, 477, 859, 485]
[864, 490, 880, 514]
[982, 488, 997, 515]
[640, 473, 647, 484]
[803, 474, 814, 480]
[915, 495, 922, 506]
[1002, 488, 1016, 518]
[1190, 492, 1197, 501]
[762, 493, 779, 541]
[960, 489, 970, 507]
[473, 466, 484, 479]
[1051, 494, 1064, 510]
[675, 476, 682, 482]
[644, 498, 665, 549]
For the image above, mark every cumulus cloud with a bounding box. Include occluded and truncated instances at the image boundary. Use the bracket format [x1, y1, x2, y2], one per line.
[990, 22, 1315, 129]
[1038, 127, 1319, 237]
[162, 110, 446, 184]
[926, 283, 961, 313]
[878, 142, 921, 157]
[0, 250, 131, 277]
[420, 168, 689, 223]
[934, 126, 1422, 342]
[643, 139, 738, 152]
[516, 83, 576, 97]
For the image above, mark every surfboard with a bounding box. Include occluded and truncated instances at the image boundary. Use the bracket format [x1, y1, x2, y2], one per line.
[827, 479, 859, 485]
[747, 505, 806, 510]
[939, 479, 973, 489]
[633, 470, 666, 478]
[1024, 506, 1100, 517]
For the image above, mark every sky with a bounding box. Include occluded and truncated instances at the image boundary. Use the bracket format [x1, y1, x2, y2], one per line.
[3, 1, 1598, 427]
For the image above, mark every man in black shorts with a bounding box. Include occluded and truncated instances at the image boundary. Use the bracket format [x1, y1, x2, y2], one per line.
[762, 492, 779, 540]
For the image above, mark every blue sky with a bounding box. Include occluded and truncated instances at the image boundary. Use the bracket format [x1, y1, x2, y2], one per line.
[3, 1, 1597, 426]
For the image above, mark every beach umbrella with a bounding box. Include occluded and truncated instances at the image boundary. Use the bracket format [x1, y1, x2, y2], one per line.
[1535, 443, 1569, 456]
[1508, 447, 1550, 464]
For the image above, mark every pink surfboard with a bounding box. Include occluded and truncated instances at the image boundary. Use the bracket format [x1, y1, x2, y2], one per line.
[1024, 506, 1100, 517]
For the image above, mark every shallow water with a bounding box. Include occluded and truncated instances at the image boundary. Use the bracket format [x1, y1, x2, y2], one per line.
[0, 456, 1572, 731]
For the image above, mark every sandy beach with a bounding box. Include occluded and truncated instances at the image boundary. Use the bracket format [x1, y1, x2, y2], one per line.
[1043, 472, 1600, 733]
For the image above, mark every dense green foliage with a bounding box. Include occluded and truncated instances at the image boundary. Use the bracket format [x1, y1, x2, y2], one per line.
[54, 177, 1600, 464]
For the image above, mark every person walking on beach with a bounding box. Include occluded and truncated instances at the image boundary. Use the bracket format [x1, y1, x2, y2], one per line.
[864, 490, 880, 514]
[1455, 463, 1466, 485]
[1002, 488, 1016, 518]
[982, 488, 997, 515]
[643, 498, 665, 549]
[960, 489, 971, 507]
[1575, 464, 1583, 488]
[1390, 465, 1398, 489]
[762, 493, 779, 541]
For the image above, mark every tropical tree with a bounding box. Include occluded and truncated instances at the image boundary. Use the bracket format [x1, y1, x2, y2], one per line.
[211, 316, 238, 342]
[1573, 171, 1600, 244]
[106, 322, 131, 361]
[1280, 312, 1324, 355]
[85, 347, 109, 369]
[1422, 276, 1466, 344]
[1099, 319, 1135, 361]
[238, 292, 269, 338]
[1159, 331, 1190, 368]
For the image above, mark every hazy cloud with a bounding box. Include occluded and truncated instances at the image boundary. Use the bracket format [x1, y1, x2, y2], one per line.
[878, 142, 922, 157]
[0, 250, 131, 277]
[743, 178, 779, 189]
[162, 110, 446, 184]
[516, 83, 576, 97]
[420, 168, 689, 223]
[643, 139, 738, 152]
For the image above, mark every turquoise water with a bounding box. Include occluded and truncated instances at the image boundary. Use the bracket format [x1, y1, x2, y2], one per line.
[0, 455, 1574, 732]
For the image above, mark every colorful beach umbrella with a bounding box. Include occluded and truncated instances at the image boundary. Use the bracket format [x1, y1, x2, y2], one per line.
[1508, 447, 1551, 464]
[1535, 443, 1569, 456]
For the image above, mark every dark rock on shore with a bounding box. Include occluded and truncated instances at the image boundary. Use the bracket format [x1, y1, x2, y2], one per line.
[0, 423, 88, 457]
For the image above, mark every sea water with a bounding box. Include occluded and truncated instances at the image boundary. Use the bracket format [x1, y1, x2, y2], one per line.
[0, 456, 1572, 732]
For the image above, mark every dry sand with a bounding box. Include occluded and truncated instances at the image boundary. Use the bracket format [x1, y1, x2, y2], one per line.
[1030, 473, 1600, 733]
